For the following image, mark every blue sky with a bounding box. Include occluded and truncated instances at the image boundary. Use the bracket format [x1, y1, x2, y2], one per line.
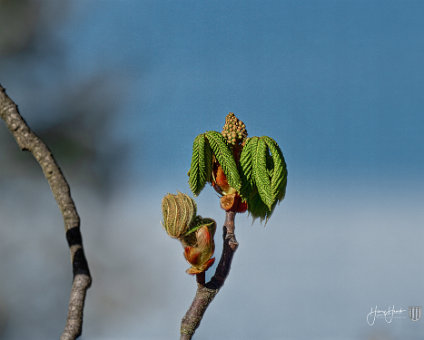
[55, 0, 424, 188]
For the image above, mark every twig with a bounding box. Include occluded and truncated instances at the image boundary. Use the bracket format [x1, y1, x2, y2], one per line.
[180, 211, 238, 340]
[0, 84, 91, 340]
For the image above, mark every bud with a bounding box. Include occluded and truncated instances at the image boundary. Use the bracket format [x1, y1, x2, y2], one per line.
[215, 165, 230, 193]
[161, 192, 197, 239]
[182, 219, 216, 275]
[237, 199, 248, 213]
[220, 193, 248, 213]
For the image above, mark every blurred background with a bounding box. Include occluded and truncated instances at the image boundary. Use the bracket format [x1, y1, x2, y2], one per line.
[1, 0, 424, 339]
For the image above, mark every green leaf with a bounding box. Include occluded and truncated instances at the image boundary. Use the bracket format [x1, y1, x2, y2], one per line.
[205, 130, 241, 192]
[262, 136, 288, 203]
[239, 137, 258, 199]
[240, 137, 258, 184]
[188, 134, 212, 196]
[246, 189, 271, 222]
[252, 137, 273, 210]
[182, 217, 216, 247]
[239, 136, 288, 223]
[204, 139, 213, 186]
[184, 220, 215, 237]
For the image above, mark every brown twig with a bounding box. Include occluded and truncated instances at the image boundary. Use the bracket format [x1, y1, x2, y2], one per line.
[180, 210, 238, 340]
[0, 84, 91, 340]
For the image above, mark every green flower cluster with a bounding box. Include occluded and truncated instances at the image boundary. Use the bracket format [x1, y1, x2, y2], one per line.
[221, 112, 247, 145]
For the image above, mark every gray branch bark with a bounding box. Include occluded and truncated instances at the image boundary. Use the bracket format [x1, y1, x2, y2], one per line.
[180, 211, 238, 340]
[0, 84, 91, 340]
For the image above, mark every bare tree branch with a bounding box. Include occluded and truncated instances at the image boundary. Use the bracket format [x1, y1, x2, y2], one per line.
[180, 211, 238, 340]
[0, 84, 91, 340]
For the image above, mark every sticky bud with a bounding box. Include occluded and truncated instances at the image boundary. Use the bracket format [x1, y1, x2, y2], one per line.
[215, 165, 230, 193]
[220, 193, 237, 211]
[182, 220, 216, 274]
[220, 193, 248, 213]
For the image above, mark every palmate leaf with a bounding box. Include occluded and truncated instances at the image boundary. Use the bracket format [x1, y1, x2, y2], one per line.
[239, 137, 258, 199]
[262, 136, 288, 203]
[205, 130, 241, 192]
[188, 134, 212, 196]
[241, 136, 288, 222]
[246, 188, 270, 222]
[239, 137, 258, 184]
[203, 138, 213, 190]
[252, 137, 273, 210]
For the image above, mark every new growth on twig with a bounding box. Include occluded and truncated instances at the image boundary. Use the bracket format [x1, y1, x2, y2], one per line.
[162, 192, 216, 274]
[189, 113, 287, 221]
[161, 113, 287, 339]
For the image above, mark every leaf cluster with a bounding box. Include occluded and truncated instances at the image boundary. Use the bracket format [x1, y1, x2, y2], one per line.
[239, 136, 287, 221]
[189, 130, 287, 222]
[189, 131, 241, 196]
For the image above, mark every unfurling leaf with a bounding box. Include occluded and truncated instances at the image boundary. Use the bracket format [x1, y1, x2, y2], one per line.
[252, 137, 273, 210]
[205, 130, 241, 192]
[182, 219, 216, 275]
[240, 136, 288, 222]
[262, 136, 287, 203]
[239, 136, 258, 199]
[246, 189, 270, 222]
[186, 114, 287, 224]
[161, 192, 197, 239]
[189, 134, 212, 196]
